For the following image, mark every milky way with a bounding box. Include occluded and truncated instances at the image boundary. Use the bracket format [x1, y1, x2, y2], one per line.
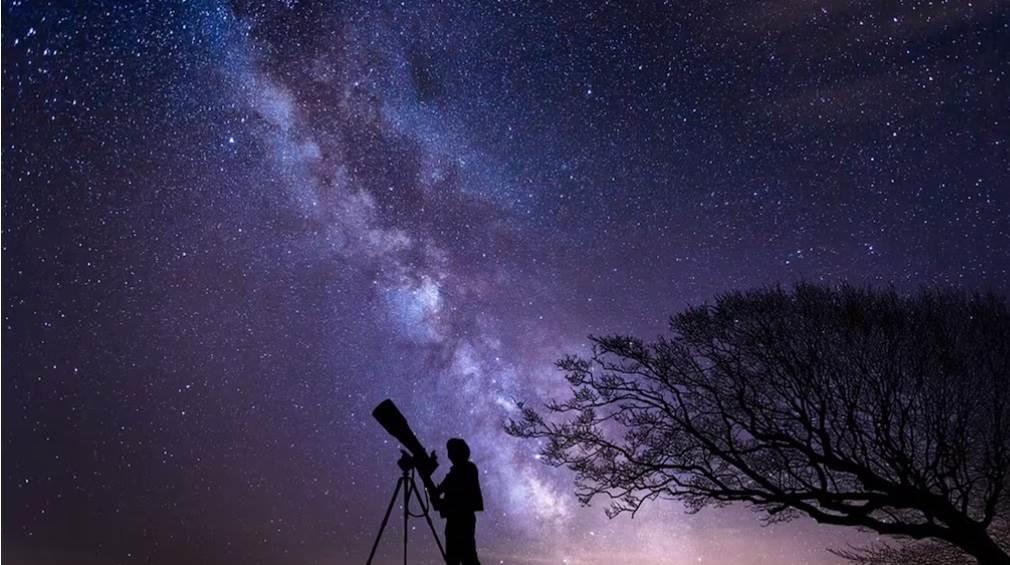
[4, 2, 1009, 564]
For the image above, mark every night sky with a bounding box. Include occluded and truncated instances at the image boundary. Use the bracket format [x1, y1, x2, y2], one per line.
[3, 1, 1009, 564]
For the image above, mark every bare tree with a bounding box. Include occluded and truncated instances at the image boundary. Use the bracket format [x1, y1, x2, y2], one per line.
[832, 509, 1009, 564]
[507, 284, 1010, 564]
[832, 539, 979, 565]
[828, 541, 977, 565]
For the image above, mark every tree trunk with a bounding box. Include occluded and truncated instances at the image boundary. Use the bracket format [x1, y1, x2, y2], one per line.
[975, 552, 1010, 565]
[964, 531, 1010, 565]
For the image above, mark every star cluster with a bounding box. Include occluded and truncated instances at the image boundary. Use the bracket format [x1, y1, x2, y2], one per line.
[4, 1, 1008, 564]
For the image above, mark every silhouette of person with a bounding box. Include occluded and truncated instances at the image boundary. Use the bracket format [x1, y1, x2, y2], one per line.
[434, 437, 483, 565]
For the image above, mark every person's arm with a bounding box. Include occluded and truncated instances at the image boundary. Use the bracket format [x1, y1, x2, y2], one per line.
[417, 457, 443, 508]
[469, 464, 484, 512]
[430, 470, 457, 514]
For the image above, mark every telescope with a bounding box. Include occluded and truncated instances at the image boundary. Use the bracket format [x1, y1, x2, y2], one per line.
[372, 398, 439, 479]
[367, 399, 447, 564]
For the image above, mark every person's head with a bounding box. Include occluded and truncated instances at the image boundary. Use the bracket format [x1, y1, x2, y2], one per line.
[446, 437, 471, 465]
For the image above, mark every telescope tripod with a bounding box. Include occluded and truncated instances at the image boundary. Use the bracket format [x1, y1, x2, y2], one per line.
[366, 466, 446, 565]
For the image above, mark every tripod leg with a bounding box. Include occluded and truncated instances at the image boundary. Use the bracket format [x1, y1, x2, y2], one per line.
[410, 476, 448, 564]
[366, 477, 405, 565]
[403, 476, 410, 565]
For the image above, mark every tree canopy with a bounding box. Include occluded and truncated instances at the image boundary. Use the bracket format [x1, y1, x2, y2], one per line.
[507, 284, 1010, 564]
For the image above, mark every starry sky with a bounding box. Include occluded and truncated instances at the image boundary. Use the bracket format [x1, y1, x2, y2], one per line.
[3, 1, 1009, 564]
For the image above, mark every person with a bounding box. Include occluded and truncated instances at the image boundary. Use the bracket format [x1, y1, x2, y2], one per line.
[433, 437, 483, 565]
